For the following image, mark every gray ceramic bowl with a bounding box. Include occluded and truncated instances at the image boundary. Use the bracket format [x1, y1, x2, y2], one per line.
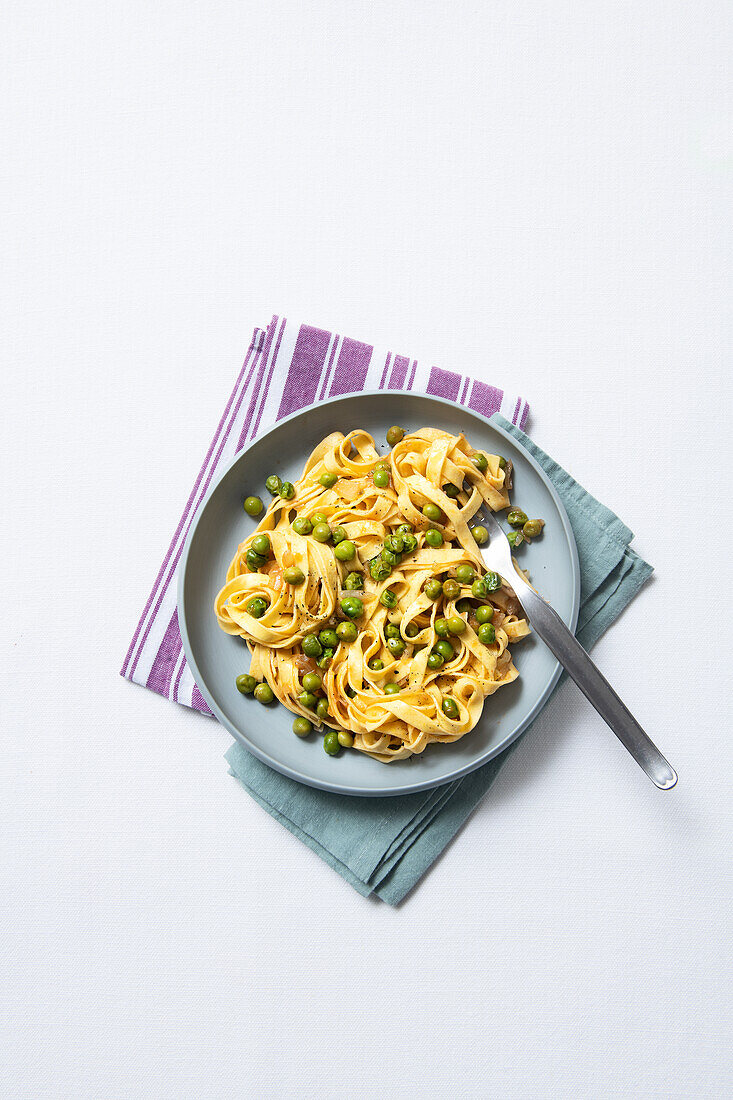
[178, 392, 580, 796]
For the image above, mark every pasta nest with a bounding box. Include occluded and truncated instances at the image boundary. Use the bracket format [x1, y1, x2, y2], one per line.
[215, 428, 530, 762]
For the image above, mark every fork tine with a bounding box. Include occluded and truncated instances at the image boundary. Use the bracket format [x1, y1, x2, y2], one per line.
[470, 506, 513, 575]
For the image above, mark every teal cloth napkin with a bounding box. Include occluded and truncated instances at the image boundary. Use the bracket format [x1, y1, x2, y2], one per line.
[225, 415, 653, 904]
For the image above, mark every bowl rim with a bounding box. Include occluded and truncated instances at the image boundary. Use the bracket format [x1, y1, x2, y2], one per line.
[177, 390, 581, 796]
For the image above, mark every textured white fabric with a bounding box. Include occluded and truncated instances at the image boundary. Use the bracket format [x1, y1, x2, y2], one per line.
[2, 1, 732, 1097]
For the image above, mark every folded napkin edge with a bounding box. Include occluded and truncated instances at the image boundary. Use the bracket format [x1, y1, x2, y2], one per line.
[226, 759, 375, 897]
[492, 415, 640, 553]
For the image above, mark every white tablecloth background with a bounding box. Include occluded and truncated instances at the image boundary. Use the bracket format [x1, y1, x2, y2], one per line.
[3, 2, 731, 1097]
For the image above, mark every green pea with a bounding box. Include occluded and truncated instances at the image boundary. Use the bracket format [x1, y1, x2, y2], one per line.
[374, 461, 390, 472]
[498, 456, 507, 469]
[523, 519, 545, 539]
[283, 566, 305, 585]
[368, 658, 384, 671]
[319, 472, 337, 488]
[236, 673, 257, 694]
[246, 549, 266, 571]
[344, 571, 364, 590]
[373, 469, 390, 489]
[298, 691, 317, 709]
[484, 571, 502, 592]
[380, 590, 397, 608]
[244, 495, 263, 516]
[422, 503, 443, 523]
[337, 730, 354, 748]
[405, 622, 419, 638]
[316, 698, 330, 720]
[340, 597, 363, 619]
[442, 579, 461, 601]
[425, 528, 443, 548]
[385, 534, 404, 554]
[323, 730, 340, 755]
[370, 558, 391, 581]
[302, 634, 322, 658]
[396, 523, 413, 535]
[311, 512, 328, 526]
[401, 534, 418, 553]
[245, 597, 268, 618]
[507, 509, 528, 527]
[293, 716, 312, 737]
[472, 525, 488, 545]
[319, 629, 339, 648]
[312, 523, 332, 543]
[331, 526, 347, 544]
[280, 481, 295, 500]
[334, 540, 356, 562]
[387, 637, 405, 657]
[292, 517, 312, 536]
[251, 534, 271, 558]
[336, 620, 358, 642]
[476, 605, 494, 624]
[442, 697, 459, 719]
[472, 452, 488, 472]
[317, 648, 334, 669]
[478, 623, 496, 645]
[456, 598, 472, 614]
[254, 683, 274, 704]
[265, 475, 281, 496]
[302, 671, 322, 693]
[442, 483, 460, 499]
[455, 564, 475, 585]
[383, 683, 401, 695]
[434, 618, 450, 638]
[507, 530, 524, 548]
[447, 616, 466, 635]
[471, 577, 489, 599]
[386, 425, 404, 446]
[427, 652, 444, 669]
[434, 639, 454, 660]
[424, 579, 443, 600]
[385, 623, 401, 639]
[381, 548, 399, 566]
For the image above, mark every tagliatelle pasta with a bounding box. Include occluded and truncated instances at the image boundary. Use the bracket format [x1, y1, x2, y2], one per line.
[215, 428, 531, 762]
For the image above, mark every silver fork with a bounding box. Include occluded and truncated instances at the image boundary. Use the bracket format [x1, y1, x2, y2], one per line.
[475, 509, 677, 790]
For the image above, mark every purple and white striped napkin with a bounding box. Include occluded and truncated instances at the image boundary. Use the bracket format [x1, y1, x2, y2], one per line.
[121, 314, 529, 711]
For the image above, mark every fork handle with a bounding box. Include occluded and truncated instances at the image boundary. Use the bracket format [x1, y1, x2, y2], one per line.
[514, 583, 677, 790]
